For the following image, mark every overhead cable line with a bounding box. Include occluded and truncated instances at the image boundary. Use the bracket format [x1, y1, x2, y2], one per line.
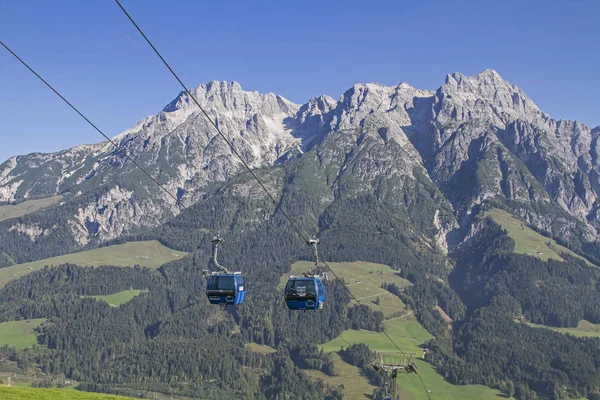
[320, 257, 431, 398]
[112, 4, 431, 397]
[114, 0, 310, 244]
[0, 39, 249, 267]
[1, 33, 423, 394]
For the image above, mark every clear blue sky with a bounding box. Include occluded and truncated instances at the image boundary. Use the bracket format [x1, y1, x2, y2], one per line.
[1, 0, 598, 163]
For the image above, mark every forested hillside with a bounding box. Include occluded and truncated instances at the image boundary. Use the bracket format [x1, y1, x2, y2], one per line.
[2, 69, 600, 399]
[4, 172, 600, 399]
[429, 217, 600, 399]
[0, 146, 452, 399]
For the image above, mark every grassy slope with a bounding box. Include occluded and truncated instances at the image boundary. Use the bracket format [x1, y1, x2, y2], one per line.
[319, 317, 511, 400]
[0, 196, 63, 222]
[0, 387, 134, 400]
[490, 208, 600, 342]
[305, 352, 377, 400]
[320, 315, 431, 354]
[283, 261, 511, 400]
[321, 318, 508, 400]
[0, 241, 188, 287]
[0, 319, 45, 349]
[89, 290, 147, 307]
[522, 319, 600, 338]
[246, 343, 277, 355]
[486, 208, 594, 266]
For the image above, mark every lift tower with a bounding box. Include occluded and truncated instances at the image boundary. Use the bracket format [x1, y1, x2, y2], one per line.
[371, 352, 419, 400]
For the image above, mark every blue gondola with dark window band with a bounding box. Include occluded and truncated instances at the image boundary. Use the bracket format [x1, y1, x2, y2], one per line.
[206, 272, 245, 305]
[204, 235, 245, 306]
[284, 276, 324, 310]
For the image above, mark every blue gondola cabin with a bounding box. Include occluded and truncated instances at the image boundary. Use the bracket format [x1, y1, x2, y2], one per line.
[206, 272, 245, 305]
[284, 276, 324, 310]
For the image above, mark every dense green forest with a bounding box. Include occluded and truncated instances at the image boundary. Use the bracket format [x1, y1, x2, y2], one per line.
[3, 139, 600, 399]
[424, 219, 600, 400]
[0, 147, 453, 399]
[0, 261, 358, 399]
[0, 155, 395, 398]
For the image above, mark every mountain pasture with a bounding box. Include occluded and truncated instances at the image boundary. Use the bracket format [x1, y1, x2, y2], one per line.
[88, 290, 147, 307]
[521, 319, 600, 338]
[485, 208, 594, 266]
[320, 317, 430, 355]
[0, 387, 135, 400]
[304, 352, 377, 400]
[0, 319, 45, 349]
[318, 317, 511, 400]
[0, 196, 62, 222]
[0, 241, 188, 287]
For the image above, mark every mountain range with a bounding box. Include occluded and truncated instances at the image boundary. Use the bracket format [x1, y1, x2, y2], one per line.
[1, 69, 599, 260]
[3, 69, 600, 399]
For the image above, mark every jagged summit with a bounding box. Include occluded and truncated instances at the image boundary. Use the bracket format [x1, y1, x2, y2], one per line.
[303, 95, 337, 112]
[2, 70, 600, 250]
[438, 68, 542, 128]
[161, 80, 296, 113]
[445, 68, 502, 83]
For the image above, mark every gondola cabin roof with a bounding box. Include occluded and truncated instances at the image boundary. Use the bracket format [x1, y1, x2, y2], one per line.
[207, 271, 242, 276]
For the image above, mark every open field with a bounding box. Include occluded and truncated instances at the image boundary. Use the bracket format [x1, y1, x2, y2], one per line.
[485, 208, 594, 266]
[0, 241, 188, 287]
[521, 319, 600, 338]
[281, 261, 512, 399]
[320, 316, 431, 355]
[394, 358, 512, 400]
[0, 319, 45, 349]
[89, 290, 147, 307]
[246, 343, 277, 355]
[305, 352, 377, 400]
[0, 387, 135, 400]
[0, 196, 63, 222]
[318, 317, 511, 400]
[285, 261, 411, 318]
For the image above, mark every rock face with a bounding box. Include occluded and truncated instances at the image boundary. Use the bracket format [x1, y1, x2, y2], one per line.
[0, 81, 302, 202]
[0, 71, 598, 254]
[415, 70, 600, 240]
[0, 81, 303, 245]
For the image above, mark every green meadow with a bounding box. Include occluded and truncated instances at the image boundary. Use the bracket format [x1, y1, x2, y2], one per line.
[0, 240, 188, 287]
[282, 261, 512, 399]
[0, 196, 62, 222]
[485, 208, 594, 266]
[88, 290, 147, 307]
[0, 319, 45, 349]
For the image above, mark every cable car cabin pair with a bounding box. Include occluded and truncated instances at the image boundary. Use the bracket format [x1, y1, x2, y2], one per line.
[205, 272, 245, 305]
[284, 276, 325, 310]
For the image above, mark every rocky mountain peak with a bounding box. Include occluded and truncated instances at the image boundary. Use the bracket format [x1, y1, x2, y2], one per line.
[330, 82, 433, 132]
[109, 80, 303, 171]
[291, 95, 338, 149]
[339, 82, 431, 109]
[157, 80, 298, 125]
[303, 95, 337, 115]
[445, 68, 503, 85]
[3, 71, 600, 253]
[436, 69, 543, 128]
